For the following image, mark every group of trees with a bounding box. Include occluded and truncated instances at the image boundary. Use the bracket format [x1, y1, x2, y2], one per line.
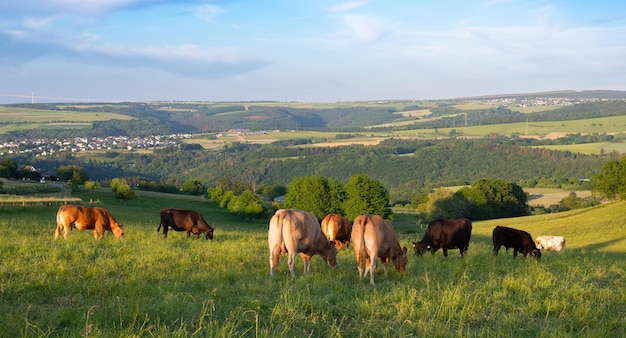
[591, 156, 626, 200]
[283, 174, 392, 221]
[415, 178, 529, 223]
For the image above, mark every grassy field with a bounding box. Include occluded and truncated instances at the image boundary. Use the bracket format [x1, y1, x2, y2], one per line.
[1, 187, 624, 337]
[0, 106, 133, 134]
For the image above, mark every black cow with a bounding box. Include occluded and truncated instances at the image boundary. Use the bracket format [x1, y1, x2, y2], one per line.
[158, 208, 214, 239]
[492, 226, 541, 259]
[412, 218, 472, 257]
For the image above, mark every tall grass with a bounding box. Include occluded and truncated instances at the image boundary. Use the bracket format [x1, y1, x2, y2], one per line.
[1, 190, 624, 336]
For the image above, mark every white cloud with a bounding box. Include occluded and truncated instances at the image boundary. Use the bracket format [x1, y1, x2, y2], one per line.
[338, 14, 391, 43]
[195, 5, 224, 23]
[328, 1, 369, 13]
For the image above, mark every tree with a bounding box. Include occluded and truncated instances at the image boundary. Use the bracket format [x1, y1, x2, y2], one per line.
[591, 157, 626, 200]
[181, 179, 204, 195]
[55, 165, 89, 185]
[284, 176, 334, 220]
[0, 158, 18, 179]
[343, 174, 392, 221]
[416, 188, 465, 223]
[256, 184, 287, 199]
[227, 190, 265, 220]
[69, 172, 82, 190]
[110, 178, 137, 201]
[84, 181, 100, 195]
[467, 178, 528, 219]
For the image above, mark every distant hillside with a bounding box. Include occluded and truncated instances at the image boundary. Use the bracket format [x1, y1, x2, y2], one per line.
[468, 90, 626, 100]
[3, 96, 626, 139]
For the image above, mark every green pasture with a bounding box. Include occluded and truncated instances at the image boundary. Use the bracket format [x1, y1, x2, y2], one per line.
[1, 186, 624, 336]
[0, 106, 133, 134]
[0, 107, 132, 123]
[393, 115, 626, 139]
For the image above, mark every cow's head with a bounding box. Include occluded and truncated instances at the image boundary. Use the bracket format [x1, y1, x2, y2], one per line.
[412, 241, 429, 256]
[112, 224, 124, 240]
[323, 241, 339, 269]
[531, 248, 542, 259]
[393, 246, 408, 272]
[203, 227, 214, 240]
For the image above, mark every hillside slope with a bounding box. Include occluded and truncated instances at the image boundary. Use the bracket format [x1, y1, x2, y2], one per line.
[472, 200, 626, 252]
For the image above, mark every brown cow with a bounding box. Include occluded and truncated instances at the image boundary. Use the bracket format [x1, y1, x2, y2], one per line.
[320, 213, 352, 249]
[55, 205, 124, 240]
[351, 214, 408, 286]
[158, 208, 214, 239]
[268, 209, 338, 277]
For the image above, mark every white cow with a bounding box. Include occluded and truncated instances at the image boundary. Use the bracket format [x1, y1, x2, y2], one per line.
[535, 236, 565, 252]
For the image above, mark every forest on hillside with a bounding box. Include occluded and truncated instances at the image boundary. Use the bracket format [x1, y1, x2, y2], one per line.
[9, 138, 613, 203]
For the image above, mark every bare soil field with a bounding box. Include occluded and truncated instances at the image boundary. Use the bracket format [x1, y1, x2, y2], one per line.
[526, 188, 592, 207]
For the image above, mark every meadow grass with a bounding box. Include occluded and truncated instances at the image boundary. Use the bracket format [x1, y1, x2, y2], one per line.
[1, 190, 625, 337]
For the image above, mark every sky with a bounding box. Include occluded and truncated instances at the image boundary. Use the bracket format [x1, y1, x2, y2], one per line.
[1, 0, 625, 103]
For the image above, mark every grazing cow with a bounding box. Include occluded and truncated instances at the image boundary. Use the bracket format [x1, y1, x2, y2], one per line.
[268, 209, 338, 277]
[412, 218, 472, 257]
[535, 236, 566, 252]
[351, 214, 408, 286]
[320, 213, 352, 249]
[158, 208, 214, 239]
[492, 226, 541, 259]
[55, 205, 124, 240]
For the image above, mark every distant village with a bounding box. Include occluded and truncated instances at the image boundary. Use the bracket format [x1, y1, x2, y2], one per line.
[0, 134, 193, 157]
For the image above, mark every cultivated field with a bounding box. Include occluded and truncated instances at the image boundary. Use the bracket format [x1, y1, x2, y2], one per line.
[0, 106, 133, 134]
[1, 188, 624, 336]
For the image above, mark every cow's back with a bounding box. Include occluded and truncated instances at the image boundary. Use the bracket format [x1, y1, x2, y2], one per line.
[321, 214, 351, 248]
[57, 205, 96, 230]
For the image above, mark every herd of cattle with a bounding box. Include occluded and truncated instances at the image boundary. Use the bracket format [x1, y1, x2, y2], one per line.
[54, 205, 565, 285]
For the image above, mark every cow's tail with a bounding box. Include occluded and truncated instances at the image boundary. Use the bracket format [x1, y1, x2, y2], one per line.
[157, 223, 162, 232]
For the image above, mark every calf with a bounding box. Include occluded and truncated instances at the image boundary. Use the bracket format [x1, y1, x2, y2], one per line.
[535, 236, 565, 252]
[492, 226, 541, 259]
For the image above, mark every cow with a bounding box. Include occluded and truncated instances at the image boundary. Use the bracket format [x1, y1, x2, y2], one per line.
[535, 236, 566, 252]
[351, 214, 408, 286]
[54, 205, 124, 240]
[320, 213, 352, 249]
[268, 209, 338, 277]
[158, 208, 214, 240]
[492, 226, 541, 259]
[412, 218, 472, 257]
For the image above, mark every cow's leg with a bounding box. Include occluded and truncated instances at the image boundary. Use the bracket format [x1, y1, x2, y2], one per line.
[357, 255, 365, 279]
[369, 256, 377, 286]
[54, 224, 62, 240]
[513, 249, 518, 258]
[300, 253, 311, 274]
[443, 248, 449, 257]
[287, 253, 297, 278]
[493, 245, 500, 256]
[382, 258, 390, 277]
[269, 250, 281, 277]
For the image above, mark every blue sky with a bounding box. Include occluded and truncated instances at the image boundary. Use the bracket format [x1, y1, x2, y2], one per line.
[1, 0, 625, 103]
